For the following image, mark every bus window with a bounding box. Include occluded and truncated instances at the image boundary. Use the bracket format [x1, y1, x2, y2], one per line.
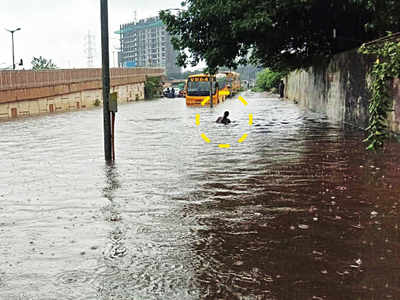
[187, 79, 217, 96]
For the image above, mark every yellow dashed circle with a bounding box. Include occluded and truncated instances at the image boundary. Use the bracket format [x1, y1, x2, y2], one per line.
[195, 96, 253, 148]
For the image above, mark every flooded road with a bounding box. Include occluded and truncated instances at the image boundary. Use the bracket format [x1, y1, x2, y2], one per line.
[1, 92, 400, 300]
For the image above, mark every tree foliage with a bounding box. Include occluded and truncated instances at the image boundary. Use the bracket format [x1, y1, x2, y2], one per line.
[31, 56, 57, 71]
[144, 76, 162, 99]
[255, 68, 285, 92]
[160, 0, 400, 72]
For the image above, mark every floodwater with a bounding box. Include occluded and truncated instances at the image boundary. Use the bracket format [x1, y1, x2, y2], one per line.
[1, 92, 400, 300]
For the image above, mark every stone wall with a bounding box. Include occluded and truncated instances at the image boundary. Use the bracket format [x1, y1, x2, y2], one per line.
[285, 50, 400, 133]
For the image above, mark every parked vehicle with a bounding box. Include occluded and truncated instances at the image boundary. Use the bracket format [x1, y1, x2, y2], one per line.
[163, 87, 177, 98]
[223, 71, 241, 96]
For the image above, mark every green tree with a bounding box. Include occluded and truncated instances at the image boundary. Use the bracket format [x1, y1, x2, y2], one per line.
[160, 0, 400, 72]
[144, 76, 162, 99]
[255, 68, 285, 91]
[31, 56, 57, 70]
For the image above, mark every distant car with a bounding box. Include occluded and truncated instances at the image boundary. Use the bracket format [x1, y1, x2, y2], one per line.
[163, 87, 183, 98]
[163, 88, 171, 97]
[163, 88, 174, 98]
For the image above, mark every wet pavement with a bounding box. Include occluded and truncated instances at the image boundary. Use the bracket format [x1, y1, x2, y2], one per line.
[1, 92, 400, 300]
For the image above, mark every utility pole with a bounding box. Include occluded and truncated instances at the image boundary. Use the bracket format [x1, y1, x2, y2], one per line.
[5, 28, 21, 70]
[209, 73, 213, 108]
[100, 0, 112, 161]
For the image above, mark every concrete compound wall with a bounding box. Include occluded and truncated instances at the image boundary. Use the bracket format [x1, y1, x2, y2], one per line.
[0, 68, 163, 120]
[285, 50, 400, 133]
[0, 82, 145, 120]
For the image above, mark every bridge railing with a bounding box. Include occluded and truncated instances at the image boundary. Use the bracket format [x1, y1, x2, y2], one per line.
[0, 68, 164, 91]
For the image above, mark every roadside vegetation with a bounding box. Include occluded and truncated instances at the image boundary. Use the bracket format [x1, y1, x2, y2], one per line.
[359, 37, 400, 150]
[31, 56, 57, 70]
[253, 68, 285, 93]
[144, 76, 162, 99]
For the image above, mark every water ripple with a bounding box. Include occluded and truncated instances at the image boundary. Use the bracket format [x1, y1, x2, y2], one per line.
[1, 93, 400, 299]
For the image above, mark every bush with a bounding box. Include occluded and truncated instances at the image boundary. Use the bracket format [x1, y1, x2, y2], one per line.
[255, 68, 285, 91]
[251, 87, 264, 92]
[145, 76, 162, 99]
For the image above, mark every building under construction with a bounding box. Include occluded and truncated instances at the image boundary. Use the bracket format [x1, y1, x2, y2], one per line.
[116, 16, 180, 77]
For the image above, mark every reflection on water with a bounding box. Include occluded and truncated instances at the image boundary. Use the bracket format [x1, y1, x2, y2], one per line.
[0, 92, 400, 299]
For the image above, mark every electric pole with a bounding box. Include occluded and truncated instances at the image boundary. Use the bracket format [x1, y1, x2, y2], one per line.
[100, 0, 112, 161]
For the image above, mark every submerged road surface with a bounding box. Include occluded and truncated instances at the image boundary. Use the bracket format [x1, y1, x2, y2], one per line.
[1, 92, 400, 300]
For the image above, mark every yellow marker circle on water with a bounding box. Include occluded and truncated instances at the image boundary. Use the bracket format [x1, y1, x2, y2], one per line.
[195, 96, 253, 148]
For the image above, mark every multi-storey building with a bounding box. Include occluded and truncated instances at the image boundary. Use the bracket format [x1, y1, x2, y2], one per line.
[116, 16, 180, 76]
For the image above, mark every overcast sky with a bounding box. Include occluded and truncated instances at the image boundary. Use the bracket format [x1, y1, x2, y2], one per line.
[1, 0, 182, 69]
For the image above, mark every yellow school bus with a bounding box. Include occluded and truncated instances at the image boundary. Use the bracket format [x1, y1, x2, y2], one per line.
[216, 73, 229, 100]
[185, 74, 225, 106]
[224, 71, 241, 95]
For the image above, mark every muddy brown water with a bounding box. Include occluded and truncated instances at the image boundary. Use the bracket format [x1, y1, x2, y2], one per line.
[1, 92, 400, 300]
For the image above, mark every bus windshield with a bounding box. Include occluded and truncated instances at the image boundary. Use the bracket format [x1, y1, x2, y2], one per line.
[187, 79, 216, 96]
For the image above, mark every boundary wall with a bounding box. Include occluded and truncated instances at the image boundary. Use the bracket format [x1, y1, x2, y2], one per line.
[0, 68, 164, 120]
[285, 50, 400, 133]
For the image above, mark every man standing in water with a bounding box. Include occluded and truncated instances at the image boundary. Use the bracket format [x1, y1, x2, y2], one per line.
[216, 111, 231, 125]
[279, 80, 285, 98]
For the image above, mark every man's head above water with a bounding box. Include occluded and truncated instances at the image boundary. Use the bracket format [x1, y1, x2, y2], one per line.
[216, 111, 231, 125]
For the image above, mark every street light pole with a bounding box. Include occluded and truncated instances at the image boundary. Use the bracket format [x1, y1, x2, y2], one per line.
[5, 28, 21, 70]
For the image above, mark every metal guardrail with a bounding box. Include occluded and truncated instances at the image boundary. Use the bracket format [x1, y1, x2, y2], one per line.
[0, 67, 164, 91]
